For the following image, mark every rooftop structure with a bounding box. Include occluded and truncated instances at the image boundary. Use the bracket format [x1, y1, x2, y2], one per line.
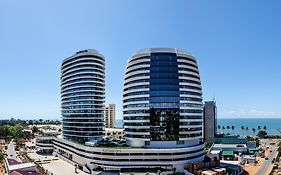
[216, 135, 247, 144]
[5, 158, 41, 175]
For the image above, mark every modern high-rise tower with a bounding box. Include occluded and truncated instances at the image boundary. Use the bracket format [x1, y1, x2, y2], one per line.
[105, 104, 116, 128]
[61, 49, 105, 142]
[203, 101, 217, 145]
[123, 48, 203, 148]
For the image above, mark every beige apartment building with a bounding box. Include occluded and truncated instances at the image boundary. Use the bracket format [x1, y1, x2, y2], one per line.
[105, 104, 116, 128]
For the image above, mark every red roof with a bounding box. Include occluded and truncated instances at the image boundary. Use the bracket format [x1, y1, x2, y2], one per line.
[10, 171, 22, 175]
[10, 171, 43, 175]
[7, 158, 21, 165]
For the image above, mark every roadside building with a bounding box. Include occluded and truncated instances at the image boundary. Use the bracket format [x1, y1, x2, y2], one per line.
[242, 155, 256, 164]
[211, 135, 258, 161]
[5, 158, 43, 175]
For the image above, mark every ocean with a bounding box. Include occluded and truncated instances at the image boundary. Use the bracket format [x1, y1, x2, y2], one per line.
[216, 118, 281, 136]
[115, 118, 281, 136]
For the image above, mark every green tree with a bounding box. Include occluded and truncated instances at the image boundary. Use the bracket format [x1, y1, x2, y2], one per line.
[252, 128, 256, 136]
[277, 141, 281, 153]
[241, 126, 244, 135]
[217, 125, 221, 134]
[255, 137, 260, 147]
[257, 130, 267, 138]
[28, 120, 34, 125]
[231, 125, 235, 134]
[32, 126, 38, 133]
[245, 127, 250, 136]
[0, 152, 4, 162]
[247, 137, 260, 147]
[227, 126, 230, 134]
[222, 126, 225, 133]
[22, 131, 33, 140]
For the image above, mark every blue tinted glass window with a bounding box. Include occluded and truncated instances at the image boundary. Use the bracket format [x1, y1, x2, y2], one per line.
[149, 53, 180, 141]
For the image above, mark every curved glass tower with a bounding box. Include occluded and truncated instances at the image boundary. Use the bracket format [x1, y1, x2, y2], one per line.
[61, 49, 105, 142]
[123, 48, 203, 147]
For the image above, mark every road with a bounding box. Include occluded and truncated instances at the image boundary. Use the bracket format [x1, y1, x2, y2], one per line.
[7, 140, 17, 159]
[255, 140, 278, 175]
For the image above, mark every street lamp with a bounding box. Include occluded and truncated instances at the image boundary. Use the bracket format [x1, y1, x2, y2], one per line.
[75, 164, 78, 174]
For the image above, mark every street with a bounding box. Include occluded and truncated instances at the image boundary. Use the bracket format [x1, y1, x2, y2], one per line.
[6, 140, 17, 159]
[255, 140, 278, 175]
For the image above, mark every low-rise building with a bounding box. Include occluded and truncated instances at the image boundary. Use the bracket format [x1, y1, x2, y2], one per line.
[10, 171, 43, 175]
[5, 158, 43, 175]
[216, 135, 247, 144]
[242, 155, 256, 164]
[211, 135, 258, 162]
[105, 128, 124, 140]
[36, 130, 60, 154]
[212, 144, 248, 154]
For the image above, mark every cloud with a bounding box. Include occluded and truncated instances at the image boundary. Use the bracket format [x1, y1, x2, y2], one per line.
[219, 109, 280, 117]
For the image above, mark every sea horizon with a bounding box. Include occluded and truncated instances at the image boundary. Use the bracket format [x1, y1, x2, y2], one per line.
[115, 118, 281, 136]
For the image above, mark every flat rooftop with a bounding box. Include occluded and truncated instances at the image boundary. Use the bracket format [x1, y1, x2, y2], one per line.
[11, 171, 43, 175]
[213, 144, 247, 148]
[7, 158, 21, 166]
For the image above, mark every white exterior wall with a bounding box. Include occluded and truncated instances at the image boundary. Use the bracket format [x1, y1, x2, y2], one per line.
[52, 137, 204, 174]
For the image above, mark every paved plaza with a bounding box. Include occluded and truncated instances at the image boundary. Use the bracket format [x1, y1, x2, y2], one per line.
[28, 152, 89, 175]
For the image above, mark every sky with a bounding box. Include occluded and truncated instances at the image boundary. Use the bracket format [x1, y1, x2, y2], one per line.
[0, 0, 281, 120]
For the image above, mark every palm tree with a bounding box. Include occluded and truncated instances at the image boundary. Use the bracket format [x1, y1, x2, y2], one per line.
[263, 126, 267, 131]
[258, 126, 261, 131]
[231, 125, 235, 135]
[222, 126, 225, 134]
[241, 126, 244, 135]
[227, 126, 230, 134]
[245, 127, 249, 136]
[217, 125, 221, 134]
[252, 128, 256, 137]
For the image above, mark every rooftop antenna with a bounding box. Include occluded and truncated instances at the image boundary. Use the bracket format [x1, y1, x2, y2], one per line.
[212, 93, 216, 102]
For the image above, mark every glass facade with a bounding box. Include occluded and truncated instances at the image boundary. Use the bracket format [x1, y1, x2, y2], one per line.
[123, 48, 203, 147]
[149, 53, 180, 141]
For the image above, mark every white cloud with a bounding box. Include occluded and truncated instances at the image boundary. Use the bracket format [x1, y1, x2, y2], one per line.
[219, 109, 280, 117]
